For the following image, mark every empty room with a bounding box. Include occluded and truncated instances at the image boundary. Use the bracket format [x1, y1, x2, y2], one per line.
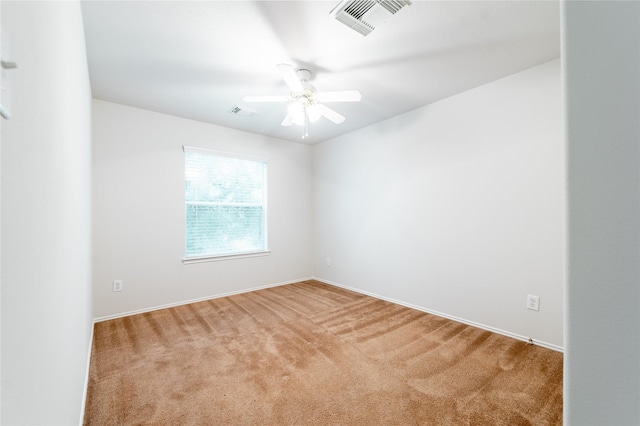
[1, 1, 639, 425]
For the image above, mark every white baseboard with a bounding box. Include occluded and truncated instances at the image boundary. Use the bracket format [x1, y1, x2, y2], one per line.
[79, 322, 94, 425]
[93, 277, 314, 323]
[92, 276, 563, 353]
[313, 277, 564, 353]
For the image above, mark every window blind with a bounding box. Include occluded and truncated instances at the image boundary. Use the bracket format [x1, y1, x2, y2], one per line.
[184, 147, 267, 259]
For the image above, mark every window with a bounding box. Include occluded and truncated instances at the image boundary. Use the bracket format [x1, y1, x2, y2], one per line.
[183, 146, 268, 262]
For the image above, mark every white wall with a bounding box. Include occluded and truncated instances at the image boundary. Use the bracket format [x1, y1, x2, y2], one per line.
[1, 1, 93, 424]
[313, 59, 564, 349]
[92, 100, 312, 319]
[563, 1, 640, 424]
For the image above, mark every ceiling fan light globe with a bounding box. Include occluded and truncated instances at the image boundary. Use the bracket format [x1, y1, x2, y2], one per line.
[306, 105, 322, 123]
[288, 102, 306, 125]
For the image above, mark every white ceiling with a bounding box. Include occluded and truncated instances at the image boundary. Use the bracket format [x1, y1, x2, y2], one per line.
[81, 1, 560, 144]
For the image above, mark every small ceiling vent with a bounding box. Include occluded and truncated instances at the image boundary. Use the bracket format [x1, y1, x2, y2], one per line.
[330, 0, 411, 36]
[229, 105, 257, 117]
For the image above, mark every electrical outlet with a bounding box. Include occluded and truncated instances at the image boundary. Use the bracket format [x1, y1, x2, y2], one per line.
[325, 257, 331, 266]
[113, 279, 123, 292]
[527, 294, 539, 311]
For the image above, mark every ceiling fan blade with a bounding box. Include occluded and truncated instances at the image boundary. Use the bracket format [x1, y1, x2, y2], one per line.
[317, 104, 345, 124]
[316, 90, 361, 103]
[276, 63, 304, 93]
[281, 114, 294, 126]
[243, 95, 292, 102]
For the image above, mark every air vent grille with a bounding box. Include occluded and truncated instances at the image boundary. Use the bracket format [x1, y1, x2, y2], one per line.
[343, 1, 376, 20]
[378, 0, 408, 14]
[331, 0, 411, 36]
[229, 105, 257, 117]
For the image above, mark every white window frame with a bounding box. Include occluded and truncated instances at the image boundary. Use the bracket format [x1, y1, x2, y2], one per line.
[182, 145, 270, 264]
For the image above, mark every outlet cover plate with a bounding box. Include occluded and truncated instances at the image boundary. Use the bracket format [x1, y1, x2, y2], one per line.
[527, 294, 539, 311]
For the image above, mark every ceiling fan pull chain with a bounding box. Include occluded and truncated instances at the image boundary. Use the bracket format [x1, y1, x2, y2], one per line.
[303, 107, 309, 139]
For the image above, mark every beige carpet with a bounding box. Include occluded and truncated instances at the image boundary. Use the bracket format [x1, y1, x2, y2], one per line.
[84, 280, 563, 425]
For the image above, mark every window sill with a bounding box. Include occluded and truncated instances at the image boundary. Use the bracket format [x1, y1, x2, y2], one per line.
[182, 250, 271, 264]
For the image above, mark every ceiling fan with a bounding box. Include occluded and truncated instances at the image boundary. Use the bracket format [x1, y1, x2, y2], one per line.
[243, 64, 361, 138]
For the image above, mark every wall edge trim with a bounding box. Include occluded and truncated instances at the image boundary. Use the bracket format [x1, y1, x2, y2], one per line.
[79, 323, 95, 425]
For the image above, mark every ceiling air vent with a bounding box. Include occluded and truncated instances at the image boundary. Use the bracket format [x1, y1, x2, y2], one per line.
[330, 0, 411, 36]
[229, 105, 257, 117]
